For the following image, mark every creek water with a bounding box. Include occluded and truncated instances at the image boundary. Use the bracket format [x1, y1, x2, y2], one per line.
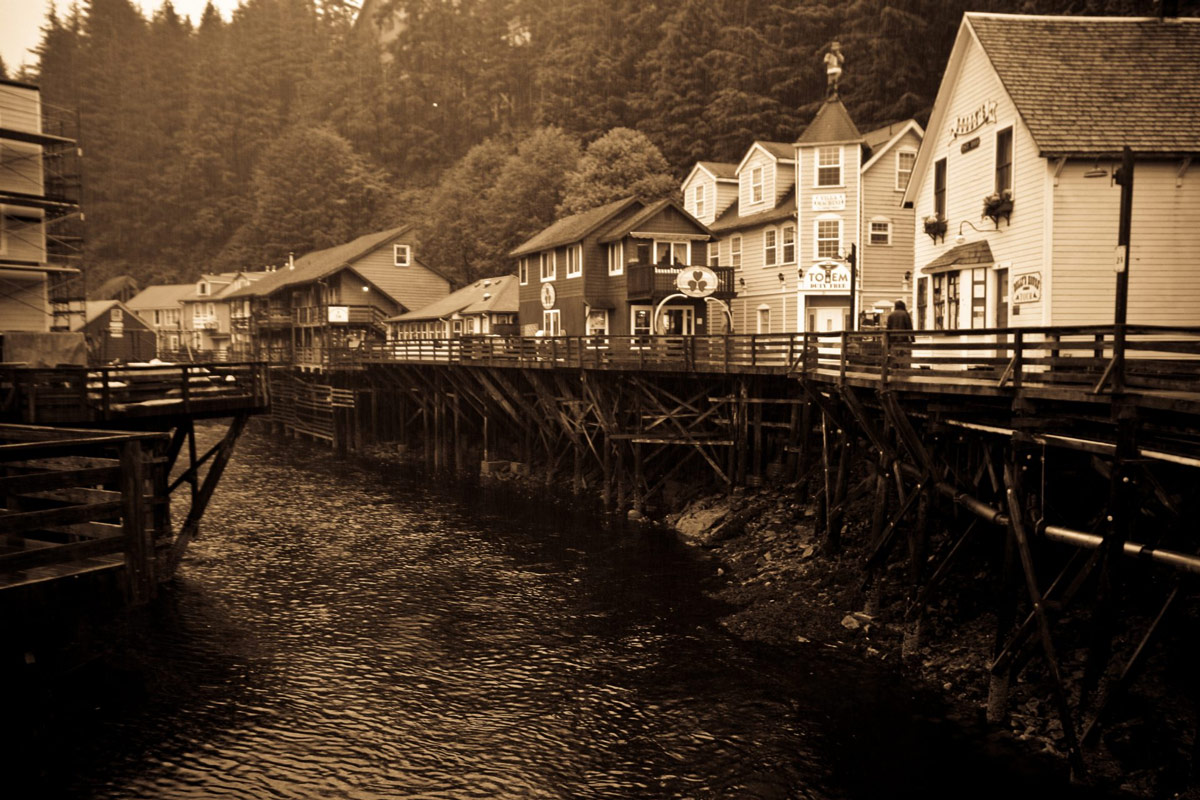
[12, 425, 1117, 799]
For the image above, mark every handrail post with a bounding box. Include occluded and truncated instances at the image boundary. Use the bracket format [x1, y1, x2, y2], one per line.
[881, 330, 891, 388]
[182, 365, 191, 413]
[1013, 330, 1025, 396]
[1113, 323, 1126, 394]
[839, 331, 848, 386]
[100, 367, 111, 420]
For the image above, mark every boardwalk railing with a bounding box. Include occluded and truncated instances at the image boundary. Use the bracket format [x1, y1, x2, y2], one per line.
[355, 325, 1200, 402]
[0, 424, 169, 601]
[1, 362, 271, 424]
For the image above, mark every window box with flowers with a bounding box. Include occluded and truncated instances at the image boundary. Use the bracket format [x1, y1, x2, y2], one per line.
[923, 214, 947, 244]
[982, 189, 1014, 228]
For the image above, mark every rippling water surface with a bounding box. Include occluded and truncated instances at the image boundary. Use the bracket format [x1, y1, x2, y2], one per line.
[15, 426, 1113, 799]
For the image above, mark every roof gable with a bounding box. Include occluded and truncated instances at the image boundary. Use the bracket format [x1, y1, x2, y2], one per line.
[127, 283, 196, 309]
[709, 189, 796, 233]
[862, 119, 924, 173]
[967, 13, 1200, 158]
[597, 199, 712, 243]
[389, 274, 518, 322]
[683, 161, 738, 190]
[735, 142, 795, 176]
[510, 197, 642, 257]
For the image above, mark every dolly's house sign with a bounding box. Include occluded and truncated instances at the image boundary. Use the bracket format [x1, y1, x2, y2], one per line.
[802, 262, 851, 293]
[676, 266, 718, 298]
[540, 282, 557, 309]
[1012, 273, 1042, 304]
[951, 100, 997, 138]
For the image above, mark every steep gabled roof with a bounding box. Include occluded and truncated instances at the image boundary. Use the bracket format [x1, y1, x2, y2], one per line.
[709, 189, 797, 233]
[596, 198, 712, 244]
[683, 161, 739, 189]
[75, 299, 150, 330]
[796, 97, 863, 146]
[388, 274, 518, 322]
[224, 225, 446, 300]
[862, 119, 924, 173]
[735, 142, 797, 176]
[509, 197, 642, 257]
[127, 283, 195, 310]
[967, 13, 1200, 157]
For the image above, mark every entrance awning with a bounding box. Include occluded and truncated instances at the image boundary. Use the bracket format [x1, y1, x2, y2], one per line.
[920, 240, 994, 275]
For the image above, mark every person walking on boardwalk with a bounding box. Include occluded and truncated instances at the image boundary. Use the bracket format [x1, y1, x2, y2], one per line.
[885, 299, 914, 347]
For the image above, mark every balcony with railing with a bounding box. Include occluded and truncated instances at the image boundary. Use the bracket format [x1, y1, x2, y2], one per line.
[626, 263, 735, 303]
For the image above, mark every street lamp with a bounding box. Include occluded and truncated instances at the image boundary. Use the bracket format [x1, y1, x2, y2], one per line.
[1086, 146, 1134, 393]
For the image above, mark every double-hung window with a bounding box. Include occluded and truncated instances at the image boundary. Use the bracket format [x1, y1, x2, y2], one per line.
[896, 150, 916, 191]
[781, 225, 795, 263]
[694, 184, 706, 218]
[817, 146, 842, 187]
[607, 242, 624, 276]
[764, 229, 777, 266]
[519, 257, 528, 285]
[870, 219, 892, 246]
[731, 235, 742, 268]
[540, 250, 556, 281]
[934, 158, 947, 220]
[995, 127, 1013, 193]
[708, 240, 720, 267]
[750, 167, 764, 204]
[393, 244, 411, 267]
[816, 218, 841, 260]
[566, 244, 582, 278]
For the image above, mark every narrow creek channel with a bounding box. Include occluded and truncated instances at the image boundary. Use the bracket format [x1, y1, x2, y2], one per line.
[14, 424, 1121, 799]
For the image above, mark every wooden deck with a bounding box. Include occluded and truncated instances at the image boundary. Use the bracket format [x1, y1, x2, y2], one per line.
[0, 362, 270, 426]
[358, 325, 1200, 413]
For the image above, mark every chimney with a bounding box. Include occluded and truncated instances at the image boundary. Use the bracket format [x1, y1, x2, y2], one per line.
[288, 252, 295, 270]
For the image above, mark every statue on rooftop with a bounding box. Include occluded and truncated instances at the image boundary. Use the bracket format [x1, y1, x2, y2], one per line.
[824, 41, 844, 98]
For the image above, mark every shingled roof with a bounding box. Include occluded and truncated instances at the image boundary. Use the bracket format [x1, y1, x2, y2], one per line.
[922, 240, 994, 273]
[388, 274, 517, 323]
[967, 13, 1200, 156]
[509, 197, 641, 258]
[796, 97, 863, 146]
[709, 189, 797, 233]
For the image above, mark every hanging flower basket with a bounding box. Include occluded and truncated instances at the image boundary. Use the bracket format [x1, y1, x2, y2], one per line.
[923, 214, 947, 244]
[982, 189, 1014, 228]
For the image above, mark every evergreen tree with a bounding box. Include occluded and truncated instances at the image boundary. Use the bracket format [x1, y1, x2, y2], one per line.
[558, 127, 678, 215]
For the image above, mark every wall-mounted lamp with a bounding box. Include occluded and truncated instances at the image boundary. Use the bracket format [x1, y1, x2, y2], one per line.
[955, 219, 984, 245]
[362, 285, 370, 292]
[1083, 161, 1109, 179]
[777, 272, 785, 283]
[738, 277, 746, 288]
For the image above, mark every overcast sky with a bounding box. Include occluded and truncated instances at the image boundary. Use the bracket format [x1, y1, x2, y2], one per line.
[1, 0, 244, 74]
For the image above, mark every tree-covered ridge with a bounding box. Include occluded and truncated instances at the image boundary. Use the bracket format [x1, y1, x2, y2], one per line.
[24, 0, 1197, 289]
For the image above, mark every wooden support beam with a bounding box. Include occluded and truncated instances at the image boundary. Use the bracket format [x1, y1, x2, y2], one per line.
[121, 439, 153, 604]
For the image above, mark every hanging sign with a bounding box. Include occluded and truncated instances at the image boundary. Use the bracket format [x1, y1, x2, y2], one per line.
[540, 282, 556, 309]
[801, 262, 851, 293]
[328, 306, 349, 322]
[675, 266, 718, 298]
[1012, 273, 1042, 304]
[811, 193, 846, 211]
[951, 100, 997, 138]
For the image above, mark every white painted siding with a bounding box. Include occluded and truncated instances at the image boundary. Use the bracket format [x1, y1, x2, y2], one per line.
[861, 129, 921, 312]
[739, 149, 778, 214]
[714, 180, 739, 219]
[1053, 160, 1200, 327]
[910, 34, 1046, 329]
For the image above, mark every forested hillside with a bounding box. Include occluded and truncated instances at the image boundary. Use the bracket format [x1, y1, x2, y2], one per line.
[12, 0, 1195, 288]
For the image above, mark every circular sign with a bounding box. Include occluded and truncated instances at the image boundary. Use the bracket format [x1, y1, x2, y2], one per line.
[540, 282, 556, 309]
[675, 266, 718, 298]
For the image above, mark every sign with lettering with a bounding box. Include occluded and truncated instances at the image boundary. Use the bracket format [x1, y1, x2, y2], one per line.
[1012, 273, 1042, 304]
[960, 136, 981, 154]
[328, 306, 349, 323]
[951, 101, 997, 138]
[540, 282, 556, 309]
[801, 262, 851, 293]
[675, 266, 718, 298]
[811, 193, 846, 211]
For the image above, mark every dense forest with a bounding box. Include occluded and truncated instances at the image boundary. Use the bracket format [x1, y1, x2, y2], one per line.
[7, 0, 1196, 288]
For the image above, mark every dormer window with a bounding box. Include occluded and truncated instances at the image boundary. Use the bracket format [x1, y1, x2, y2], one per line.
[394, 244, 411, 267]
[750, 167, 764, 204]
[817, 146, 842, 187]
[694, 184, 706, 218]
[197, 282, 209, 296]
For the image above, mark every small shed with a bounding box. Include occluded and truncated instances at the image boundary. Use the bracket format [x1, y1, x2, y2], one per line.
[73, 300, 157, 364]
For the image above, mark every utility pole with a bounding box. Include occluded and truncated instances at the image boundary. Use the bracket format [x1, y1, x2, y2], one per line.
[1112, 146, 1134, 393]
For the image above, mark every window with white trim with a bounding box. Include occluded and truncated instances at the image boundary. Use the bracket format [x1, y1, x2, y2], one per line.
[654, 240, 690, 265]
[540, 250, 556, 281]
[817, 146, 842, 187]
[393, 244, 411, 267]
[197, 282, 209, 296]
[519, 257, 528, 285]
[731, 235, 742, 268]
[764, 228, 777, 266]
[750, 166, 764, 204]
[607, 242, 624, 275]
[566, 244, 582, 278]
[542, 309, 561, 335]
[757, 305, 771, 334]
[815, 217, 841, 260]
[693, 184, 706, 218]
[781, 224, 795, 263]
[586, 309, 609, 336]
[896, 150, 916, 191]
[869, 219, 892, 246]
[708, 240, 720, 267]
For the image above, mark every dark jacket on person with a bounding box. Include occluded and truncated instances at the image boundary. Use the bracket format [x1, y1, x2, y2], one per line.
[885, 307, 914, 343]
